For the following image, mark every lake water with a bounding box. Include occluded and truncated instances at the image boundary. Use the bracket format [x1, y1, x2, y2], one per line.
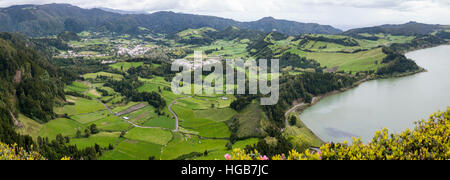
[300, 45, 450, 143]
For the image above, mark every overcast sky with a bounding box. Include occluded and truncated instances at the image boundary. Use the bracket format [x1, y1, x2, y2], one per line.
[1, 0, 449, 30]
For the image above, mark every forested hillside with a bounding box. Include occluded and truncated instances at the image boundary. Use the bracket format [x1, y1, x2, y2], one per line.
[0, 32, 101, 160]
[0, 32, 74, 122]
[0, 4, 342, 37]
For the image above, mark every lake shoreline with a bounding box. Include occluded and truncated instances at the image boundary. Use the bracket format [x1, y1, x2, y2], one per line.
[289, 45, 443, 144]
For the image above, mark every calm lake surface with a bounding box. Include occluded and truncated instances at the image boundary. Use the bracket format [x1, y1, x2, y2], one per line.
[300, 45, 450, 143]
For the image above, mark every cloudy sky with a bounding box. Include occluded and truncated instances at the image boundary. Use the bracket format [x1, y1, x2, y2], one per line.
[0, 0, 449, 30]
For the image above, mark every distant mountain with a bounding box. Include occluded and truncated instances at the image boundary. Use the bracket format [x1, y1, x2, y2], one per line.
[344, 21, 448, 36]
[98, 7, 149, 15]
[242, 17, 342, 35]
[0, 3, 342, 37]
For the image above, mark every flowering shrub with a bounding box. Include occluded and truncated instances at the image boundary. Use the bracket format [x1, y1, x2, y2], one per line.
[227, 108, 450, 160]
[225, 149, 269, 160]
[0, 143, 45, 160]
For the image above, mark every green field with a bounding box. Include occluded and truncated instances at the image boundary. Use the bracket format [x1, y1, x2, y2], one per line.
[121, 106, 156, 125]
[100, 139, 163, 160]
[70, 132, 120, 149]
[111, 101, 141, 114]
[194, 108, 236, 122]
[306, 48, 387, 72]
[65, 81, 89, 93]
[17, 114, 43, 139]
[139, 76, 170, 86]
[71, 110, 109, 124]
[38, 118, 82, 139]
[195, 138, 260, 160]
[125, 128, 172, 145]
[143, 116, 176, 130]
[74, 98, 106, 114]
[188, 39, 250, 59]
[138, 83, 161, 93]
[89, 115, 130, 132]
[83, 72, 124, 80]
[173, 104, 231, 138]
[249, 33, 418, 73]
[160, 132, 228, 160]
[110, 62, 144, 72]
[232, 102, 270, 138]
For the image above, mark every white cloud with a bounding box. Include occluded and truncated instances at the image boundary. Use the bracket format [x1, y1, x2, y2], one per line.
[0, 0, 449, 30]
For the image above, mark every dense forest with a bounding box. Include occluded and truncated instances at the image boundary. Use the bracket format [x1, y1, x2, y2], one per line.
[376, 47, 420, 75]
[0, 33, 76, 122]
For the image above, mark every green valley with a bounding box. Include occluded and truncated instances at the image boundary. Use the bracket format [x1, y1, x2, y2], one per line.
[1, 3, 449, 161]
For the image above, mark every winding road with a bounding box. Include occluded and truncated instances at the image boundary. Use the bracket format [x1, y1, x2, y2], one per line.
[284, 102, 306, 127]
[284, 97, 317, 127]
[169, 96, 191, 132]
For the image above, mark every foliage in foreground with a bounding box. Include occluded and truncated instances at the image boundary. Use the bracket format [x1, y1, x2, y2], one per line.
[0, 142, 44, 160]
[227, 108, 450, 160]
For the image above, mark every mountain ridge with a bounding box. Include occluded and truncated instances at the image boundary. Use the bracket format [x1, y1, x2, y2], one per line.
[0, 3, 342, 36]
[343, 21, 449, 36]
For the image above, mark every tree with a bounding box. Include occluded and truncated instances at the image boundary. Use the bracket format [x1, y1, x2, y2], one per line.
[289, 116, 297, 126]
[84, 128, 91, 138]
[76, 130, 82, 138]
[304, 94, 313, 104]
[226, 142, 233, 150]
[120, 131, 126, 138]
[230, 134, 239, 144]
[89, 124, 99, 134]
[108, 144, 114, 150]
[94, 144, 102, 155]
